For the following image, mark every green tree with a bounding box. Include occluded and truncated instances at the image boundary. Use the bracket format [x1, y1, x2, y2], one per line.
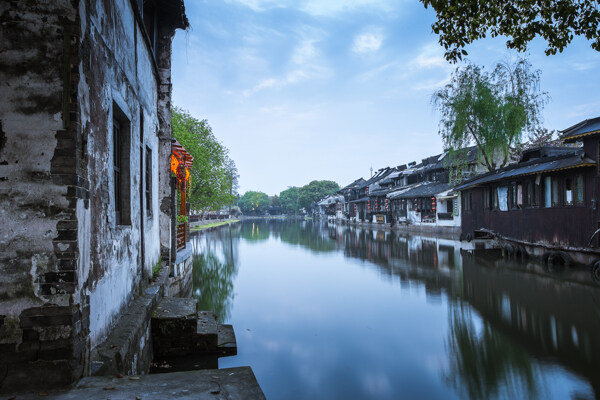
[224, 158, 239, 213]
[422, 0, 600, 62]
[172, 107, 238, 211]
[280, 186, 299, 214]
[432, 58, 548, 172]
[238, 191, 270, 215]
[269, 195, 282, 215]
[298, 180, 340, 211]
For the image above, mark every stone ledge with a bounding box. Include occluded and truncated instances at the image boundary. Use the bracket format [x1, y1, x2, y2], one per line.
[14, 367, 266, 400]
[89, 265, 170, 377]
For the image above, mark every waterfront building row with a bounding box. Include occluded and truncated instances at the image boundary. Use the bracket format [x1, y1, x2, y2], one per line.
[316, 117, 600, 266]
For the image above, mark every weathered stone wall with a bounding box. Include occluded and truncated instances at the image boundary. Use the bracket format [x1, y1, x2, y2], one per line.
[0, 0, 89, 392]
[0, 0, 184, 393]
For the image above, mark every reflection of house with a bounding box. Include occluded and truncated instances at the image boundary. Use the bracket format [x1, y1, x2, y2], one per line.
[0, 0, 187, 392]
[457, 134, 596, 252]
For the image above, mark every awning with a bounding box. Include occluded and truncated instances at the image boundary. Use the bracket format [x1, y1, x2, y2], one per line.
[455, 154, 595, 191]
[349, 197, 370, 203]
[388, 182, 451, 199]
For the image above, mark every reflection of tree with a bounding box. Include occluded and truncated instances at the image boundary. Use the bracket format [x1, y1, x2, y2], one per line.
[239, 222, 271, 242]
[279, 221, 337, 253]
[446, 301, 538, 399]
[192, 226, 239, 323]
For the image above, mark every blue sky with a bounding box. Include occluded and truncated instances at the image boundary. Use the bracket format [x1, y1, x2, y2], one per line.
[171, 0, 600, 196]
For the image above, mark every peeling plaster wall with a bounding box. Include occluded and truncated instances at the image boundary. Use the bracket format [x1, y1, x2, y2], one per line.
[79, 0, 162, 348]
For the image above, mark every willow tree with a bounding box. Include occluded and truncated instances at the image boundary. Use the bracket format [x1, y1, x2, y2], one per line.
[172, 107, 238, 211]
[432, 58, 548, 173]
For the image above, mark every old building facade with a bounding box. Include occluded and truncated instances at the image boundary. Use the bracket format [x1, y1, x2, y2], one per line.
[0, 0, 187, 392]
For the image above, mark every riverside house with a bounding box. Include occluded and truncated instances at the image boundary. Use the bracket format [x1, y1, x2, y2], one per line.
[348, 168, 395, 223]
[385, 148, 485, 234]
[0, 0, 188, 392]
[338, 178, 366, 219]
[457, 117, 599, 267]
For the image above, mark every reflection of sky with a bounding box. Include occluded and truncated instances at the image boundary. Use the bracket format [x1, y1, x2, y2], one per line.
[212, 224, 595, 399]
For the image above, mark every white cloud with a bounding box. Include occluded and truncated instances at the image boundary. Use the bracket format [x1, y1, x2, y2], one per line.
[356, 61, 397, 82]
[242, 36, 332, 96]
[291, 39, 318, 65]
[302, 0, 398, 16]
[352, 32, 383, 54]
[411, 77, 451, 92]
[411, 43, 448, 69]
[226, 0, 287, 12]
[228, 0, 401, 16]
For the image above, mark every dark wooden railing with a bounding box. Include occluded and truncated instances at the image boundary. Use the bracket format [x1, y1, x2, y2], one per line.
[177, 222, 187, 250]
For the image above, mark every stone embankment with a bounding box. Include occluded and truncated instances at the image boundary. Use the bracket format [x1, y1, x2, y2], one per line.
[14, 367, 265, 399]
[7, 261, 264, 398]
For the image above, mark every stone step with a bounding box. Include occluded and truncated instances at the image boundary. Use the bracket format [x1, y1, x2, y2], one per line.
[195, 310, 219, 353]
[151, 297, 200, 357]
[217, 324, 237, 356]
[151, 297, 237, 358]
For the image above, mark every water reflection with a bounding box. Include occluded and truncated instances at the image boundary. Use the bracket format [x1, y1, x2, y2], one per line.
[446, 302, 539, 399]
[191, 224, 240, 323]
[191, 220, 599, 399]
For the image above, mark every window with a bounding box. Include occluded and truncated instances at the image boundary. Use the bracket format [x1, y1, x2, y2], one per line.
[464, 191, 472, 212]
[544, 176, 552, 208]
[516, 183, 523, 208]
[552, 177, 560, 206]
[113, 103, 131, 225]
[113, 120, 121, 224]
[565, 174, 584, 206]
[492, 186, 499, 209]
[145, 146, 152, 216]
[143, 1, 158, 55]
[525, 180, 539, 207]
[483, 187, 491, 210]
[447, 199, 453, 213]
[497, 186, 509, 211]
[532, 177, 540, 207]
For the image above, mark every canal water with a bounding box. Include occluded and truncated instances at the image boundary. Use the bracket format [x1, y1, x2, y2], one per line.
[189, 220, 600, 399]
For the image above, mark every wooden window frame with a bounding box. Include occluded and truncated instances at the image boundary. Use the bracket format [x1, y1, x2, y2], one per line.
[565, 174, 585, 206]
[145, 145, 152, 216]
[113, 103, 131, 226]
[113, 120, 122, 225]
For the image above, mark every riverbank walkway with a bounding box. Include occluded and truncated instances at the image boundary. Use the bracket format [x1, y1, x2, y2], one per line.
[14, 367, 265, 399]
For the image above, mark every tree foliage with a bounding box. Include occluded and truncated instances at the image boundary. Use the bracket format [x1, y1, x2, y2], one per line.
[422, 0, 600, 62]
[280, 187, 300, 214]
[432, 58, 548, 172]
[298, 180, 340, 211]
[238, 191, 270, 215]
[268, 195, 282, 215]
[172, 107, 238, 211]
